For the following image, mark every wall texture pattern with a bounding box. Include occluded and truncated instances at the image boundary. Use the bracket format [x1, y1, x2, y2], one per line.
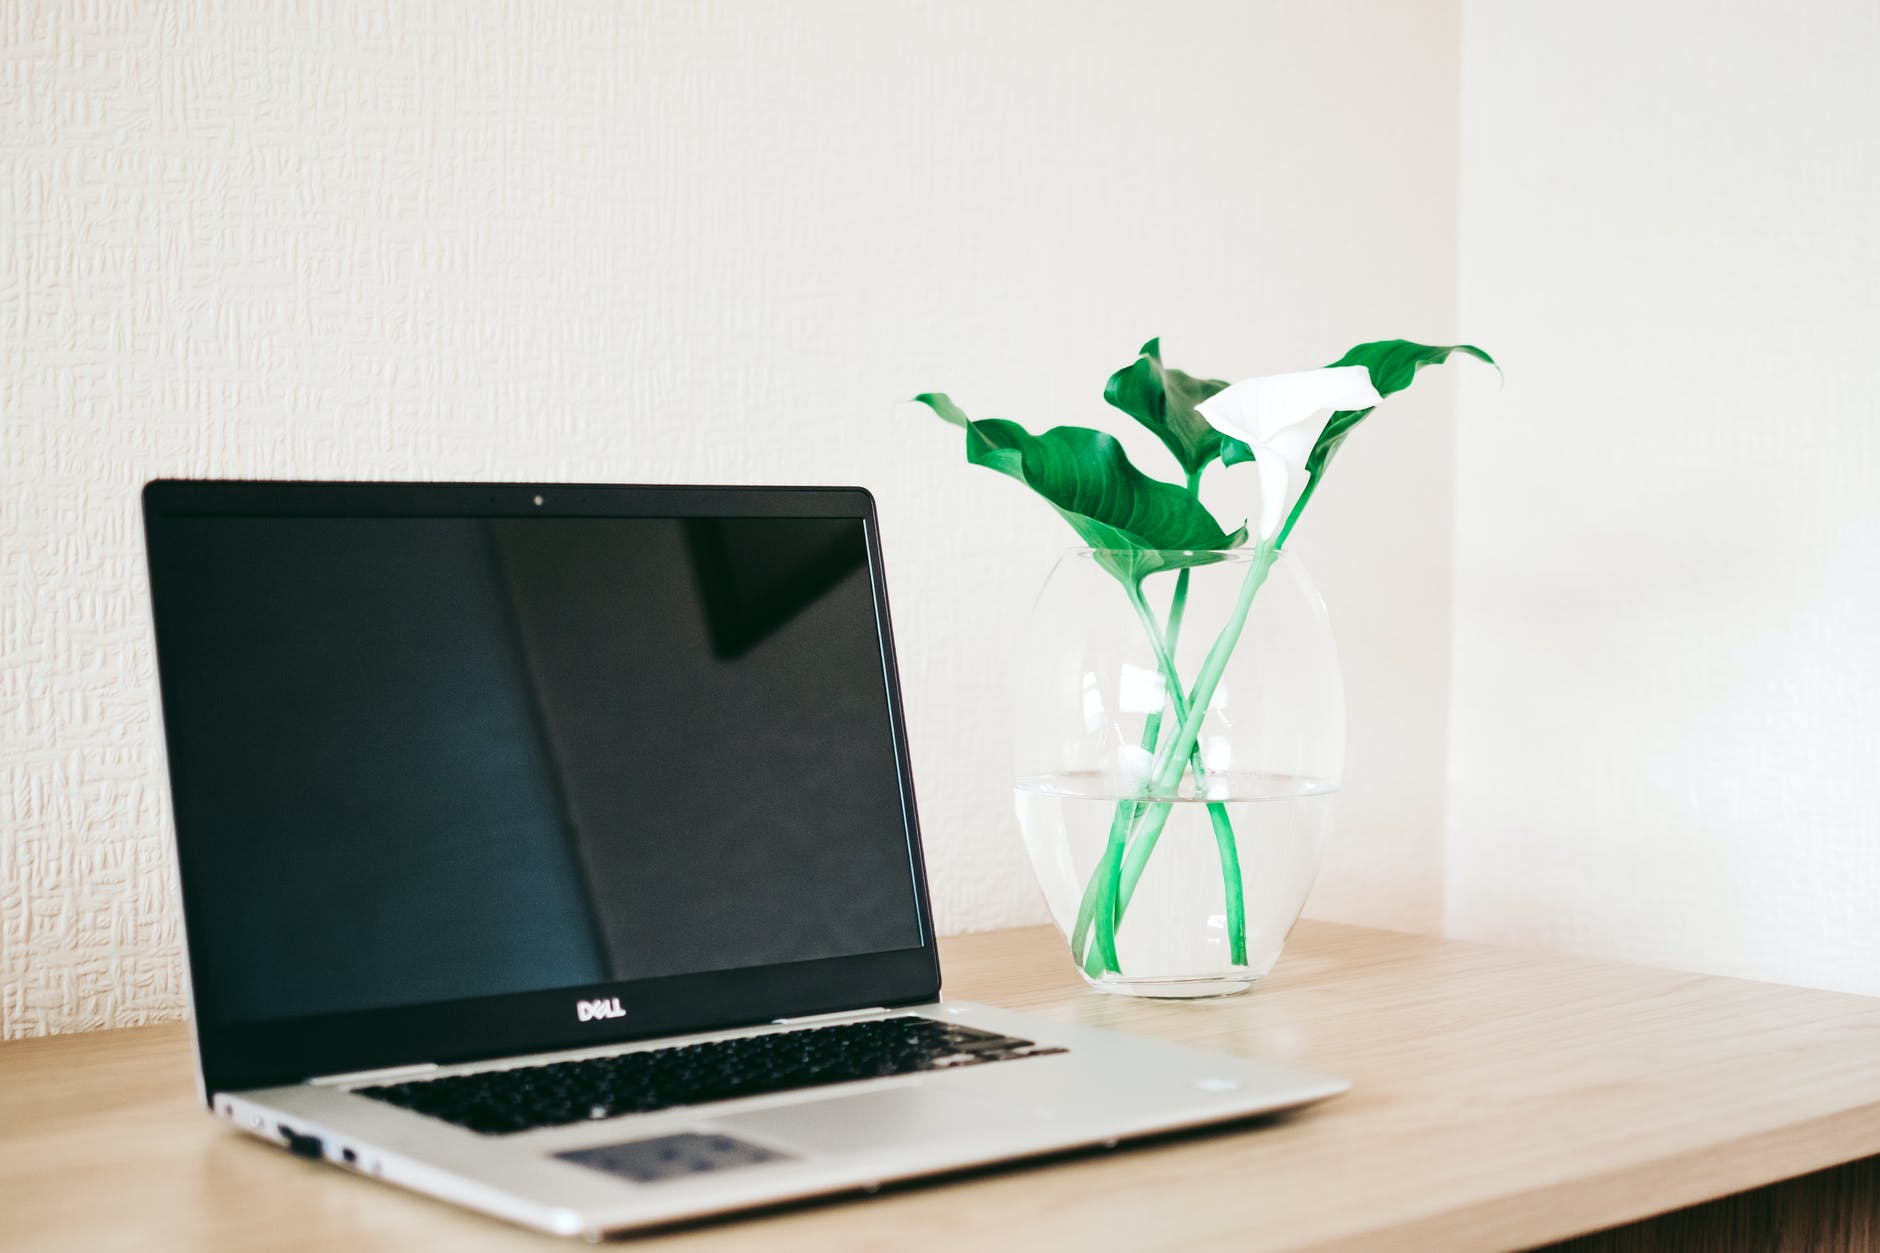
[2, 0, 1461, 1037]
[1452, 0, 1880, 995]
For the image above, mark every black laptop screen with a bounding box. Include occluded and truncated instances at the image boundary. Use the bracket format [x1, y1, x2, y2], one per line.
[150, 510, 924, 1028]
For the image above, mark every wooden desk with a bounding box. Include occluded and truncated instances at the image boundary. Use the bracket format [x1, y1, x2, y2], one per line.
[4, 922, 1878, 1251]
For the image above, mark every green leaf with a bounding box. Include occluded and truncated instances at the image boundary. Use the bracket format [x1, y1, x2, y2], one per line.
[1220, 339, 1495, 473]
[913, 393, 1247, 566]
[1331, 339, 1497, 397]
[1102, 338, 1232, 478]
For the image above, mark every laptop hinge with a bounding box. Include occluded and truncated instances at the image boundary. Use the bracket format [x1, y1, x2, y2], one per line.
[770, 1006, 892, 1026]
[311, 1060, 440, 1086]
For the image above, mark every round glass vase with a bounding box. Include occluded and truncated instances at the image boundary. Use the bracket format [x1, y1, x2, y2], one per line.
[1013, 547, 1344, 998]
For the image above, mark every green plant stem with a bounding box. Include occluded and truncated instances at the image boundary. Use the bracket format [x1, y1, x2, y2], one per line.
[1122, 586, 1247, 967]
[1274, 473, 1318, 549]
[1102, 481, 1306, 958]
[1114, 544, 1279, 911]
[1071, 566, 1188, 976]
[1071, 566, 1188, 972]
[1072, 803, 1133, 972]
[1071, 626, 1172, 974]
[1168, 469, 1248, 966]
[1074, 464, 1259, 977]
[1078, 553, 1259, 976]
[1206, 799, 1248, 964]
[1171, 471, 1250, 966]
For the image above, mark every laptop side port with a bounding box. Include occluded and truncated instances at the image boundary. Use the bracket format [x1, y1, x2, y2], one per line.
[277, 1123, 325, 1159]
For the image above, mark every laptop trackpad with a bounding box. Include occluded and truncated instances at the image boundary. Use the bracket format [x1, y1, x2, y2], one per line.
[714, 1082, 1047, 1155]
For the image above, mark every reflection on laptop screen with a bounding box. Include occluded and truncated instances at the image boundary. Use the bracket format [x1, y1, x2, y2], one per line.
[151, 513, 922, 1025]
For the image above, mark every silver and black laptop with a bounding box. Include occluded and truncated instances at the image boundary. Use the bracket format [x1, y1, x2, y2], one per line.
[140, 479, 1346, 1238]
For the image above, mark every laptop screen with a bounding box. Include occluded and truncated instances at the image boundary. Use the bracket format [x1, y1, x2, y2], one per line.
[148, 498, 927, 1039]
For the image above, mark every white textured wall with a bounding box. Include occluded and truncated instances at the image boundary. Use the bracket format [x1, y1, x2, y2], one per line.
[1451, 1, 1880, 993]
[1, 1, 1462, 1036]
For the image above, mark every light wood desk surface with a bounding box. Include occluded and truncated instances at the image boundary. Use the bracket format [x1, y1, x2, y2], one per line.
[5, 921, 1879, 1252]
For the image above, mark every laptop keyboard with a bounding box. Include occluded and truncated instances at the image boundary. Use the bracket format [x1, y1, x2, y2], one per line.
[356, 1015, 1067, 1136]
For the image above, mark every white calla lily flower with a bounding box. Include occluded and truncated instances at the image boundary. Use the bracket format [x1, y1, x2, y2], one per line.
[1196, 365, 1383, 542]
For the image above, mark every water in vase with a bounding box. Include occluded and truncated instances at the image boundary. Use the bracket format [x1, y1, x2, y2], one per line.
[1014, 771, 1336, 994]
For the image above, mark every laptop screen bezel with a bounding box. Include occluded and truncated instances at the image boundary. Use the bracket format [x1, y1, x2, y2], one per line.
[142, 479, 943, 1097]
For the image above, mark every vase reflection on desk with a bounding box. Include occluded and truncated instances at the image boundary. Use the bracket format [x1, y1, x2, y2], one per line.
[1013, 546, 1342, 997]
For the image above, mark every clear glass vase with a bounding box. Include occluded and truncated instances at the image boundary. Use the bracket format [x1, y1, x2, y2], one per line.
[1013, 547, 1344, 997]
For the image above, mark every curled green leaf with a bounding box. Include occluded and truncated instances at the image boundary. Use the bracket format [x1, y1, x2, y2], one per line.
[1331, 339, 1498, 396]
[913, 392, 1247, 569]
[1102, 338, 1231, 478]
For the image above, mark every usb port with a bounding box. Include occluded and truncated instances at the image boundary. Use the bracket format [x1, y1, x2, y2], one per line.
[277, 1124, 324, 1159]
